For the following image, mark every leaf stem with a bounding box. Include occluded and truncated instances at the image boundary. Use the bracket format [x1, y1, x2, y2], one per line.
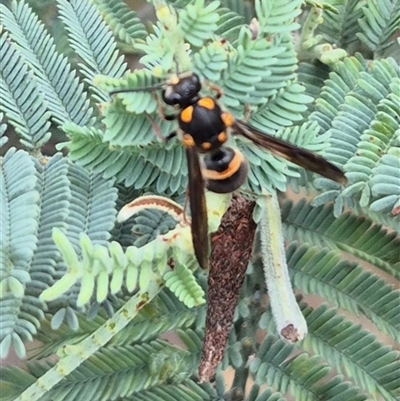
[16, 277, 164, 401]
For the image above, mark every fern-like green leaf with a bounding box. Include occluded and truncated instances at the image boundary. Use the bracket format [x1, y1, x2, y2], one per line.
[63, 163, 117, 248]
[357, 0, 400, 54]
[287, 243, 400, 342]
[92, 0, 147, 47]
[177, 328, 204, 356]
[297, 61, 330, 105]
[250, 334, 368, 401]
[178, 0, 220, 48]
[220, 32, 287, 110]
[214, 7, 244, 45]
[302, 304, 400, 400]
[121, 206, 178, 248]
[163, 258, 205, 308]
[281, 197, 399, 278]
[33, 288, 201, 361]
[1, 149, 39, 357]
[263, 302, 399, 400]
[57, 0, 127, 102]
[317, 0, 364, 49]
[96, 69, 162, 115]
[370, 153, 400, 213]
[101, 103, 176, 147]
[255, 0, 302, 34]
[0, 364, 37, 401]
[192, 41, 228, 82]
[246, 385, 285, 401]
[18, 154, 71, 342]
[40, 163, 117, 327]
[220, 0, 254, 21]
[1, 342, 191, 400]
[0, 149, 119, 355]
[64, 124, 187, 194]
[32, 314, 107, 359]
[249, 82, 313, 131]
[0, 31, 51, 149]
[310, 55, 368, 164]
[0, 113, 7, 147]
[241, 121, 333, 194]
[12, 340, 194, 401]
[111, 289, 201, 346]
[117, 380, 213, 401]
[311, 56, 399, 213]
[1, 0, 94, 127]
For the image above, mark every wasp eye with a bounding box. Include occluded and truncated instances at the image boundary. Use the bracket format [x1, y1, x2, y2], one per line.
[162, 90, 181, 105]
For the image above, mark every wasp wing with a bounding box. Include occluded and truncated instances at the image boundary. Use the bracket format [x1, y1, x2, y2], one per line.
[185, 146, 209, 269]
[233, 120, 347, 185]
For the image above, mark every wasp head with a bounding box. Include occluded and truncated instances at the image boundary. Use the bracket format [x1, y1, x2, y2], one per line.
[162, 72, 201, 108]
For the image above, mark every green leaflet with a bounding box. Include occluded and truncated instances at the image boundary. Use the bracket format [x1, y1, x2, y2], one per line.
[0, 149, 39, 357]
[357, 0, 400, 54]
[287, 242, 400, 342]
[92, 0, 147, 47]
[57, 0, 127, 103]
[0, 32, 51, 149]
[178, 0, 221, 48]
[0, 149, 118, 357]
[311, 56, 400, 214]
[0, 0, 94, 127]
[281, 197, 399, 277]
[163, 257, 205, 308]
[250, 334, 368, 401]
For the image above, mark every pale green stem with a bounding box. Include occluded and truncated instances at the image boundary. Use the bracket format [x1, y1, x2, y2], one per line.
[16, 277, 164, 401]
[259, 191, 307, 343]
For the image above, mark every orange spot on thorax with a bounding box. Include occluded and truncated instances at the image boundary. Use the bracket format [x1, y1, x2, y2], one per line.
[180, 106, 194, 123]
[198, 97, 215, 110]
[221, 112, 234, 127]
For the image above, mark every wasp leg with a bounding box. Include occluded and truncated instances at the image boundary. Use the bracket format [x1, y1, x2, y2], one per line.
[144, 112, 178, 142]
[163, 114, 177, 121]
[165, 132, 177, 141]
[144, 112, 167, 141]
[243, 104, 252, 122]
[204, 80, 223, 99]
[182, 187, 190, 226]
[153, 91, 168, 120]
[153, 92, 178, 121]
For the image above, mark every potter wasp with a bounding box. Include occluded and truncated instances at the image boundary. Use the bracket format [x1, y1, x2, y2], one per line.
[111, 72, 347, 270]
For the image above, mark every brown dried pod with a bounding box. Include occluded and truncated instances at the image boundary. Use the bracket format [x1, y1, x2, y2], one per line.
[198, 196, 257, 382]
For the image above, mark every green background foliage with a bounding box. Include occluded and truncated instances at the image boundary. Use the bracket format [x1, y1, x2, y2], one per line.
[0, 0, 399, 400]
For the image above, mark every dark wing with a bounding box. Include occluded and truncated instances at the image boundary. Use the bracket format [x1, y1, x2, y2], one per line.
[233, 120, 347, 185]
[185, 146, 210, 269]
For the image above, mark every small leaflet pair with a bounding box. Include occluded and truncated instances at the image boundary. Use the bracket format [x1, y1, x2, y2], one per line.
[111, 72, 347, 270]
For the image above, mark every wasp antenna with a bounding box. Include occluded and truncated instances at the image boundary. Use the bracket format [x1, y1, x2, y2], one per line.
[109, 82, 166, 96]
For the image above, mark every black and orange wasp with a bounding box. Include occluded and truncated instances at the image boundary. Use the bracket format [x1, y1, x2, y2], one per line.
[110, 72, 347, 270]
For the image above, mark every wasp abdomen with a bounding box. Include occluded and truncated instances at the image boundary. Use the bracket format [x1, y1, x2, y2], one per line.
[203, 148, 248, 193]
